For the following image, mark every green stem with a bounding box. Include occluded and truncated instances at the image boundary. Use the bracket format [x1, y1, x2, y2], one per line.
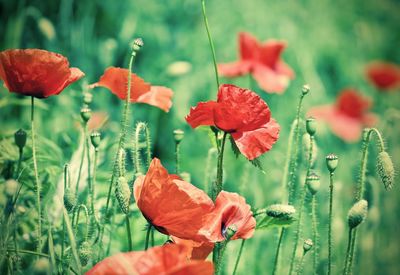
[144, 224, 152, 250]
[175, 141, 181, 174]
[63, 207, 82, 274]
[75, 127, 86, 196]
[311, 196, 319, 275]
[281, 120, 297, 203]
[125, 215, 132, 251]
[31, 96, 42, 255]
[232, 239, 246, 275]
[342, 228, 353, 275]
[328, 172, 334, 275]
[200, 0, 220, 89]
[296, 253, 306, 275]
[272, 228, 285, 275]
[347, 229, 357, 275]
[14, 148, 23, 179]
[61, 165, 68, 271]
[91, 149, 101, 242]
[151, 228, 155, 247]
[215, 241, 229, 275]
[213, 132, 227, 201]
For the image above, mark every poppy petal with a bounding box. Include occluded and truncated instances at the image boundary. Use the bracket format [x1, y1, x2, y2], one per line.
[185, 101, 218, 128]
[136, 86, 174, 112]
[238, 32, 260, 61]
[171, 236, 214, 260]
[258, 40, 286, 67]
[251, 64, 291, 94]
[365, 61, 400, 90]
[218, 61, 252, 78]
[231, 118, 280, 160]
[87, 251, 143, 274]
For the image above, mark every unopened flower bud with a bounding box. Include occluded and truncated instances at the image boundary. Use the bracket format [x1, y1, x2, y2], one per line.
[83, 92, 93, 105]
[14, 129, 27, 150]
[306, 173, 320, 195]
[115, 176, 131, 214]
[303, 238, 313, 253]
[64, 187, 77, 213]
[348, 199, 368, 229]
[266, 204, 296, 219]
[302, 84, 310, 96]
[306, 117, 317, 136]
[79, 241, 92, 266]
[80, 107, 91, 123]
[376, 151, 394, 190]
[90, 132, 101, 148]
[5, 179, 18, 198]
[326, 154, 338, 173]
[132, 38, 144, 52]
[173, 129, 184, 143]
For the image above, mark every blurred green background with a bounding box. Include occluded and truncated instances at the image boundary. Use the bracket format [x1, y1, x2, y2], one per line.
[1, 0, 400, 274]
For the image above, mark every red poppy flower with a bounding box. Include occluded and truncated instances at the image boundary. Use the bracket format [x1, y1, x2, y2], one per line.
[186, 84, 280, 160]
[90, 67, 173, 112]
[218, 32, 294, 94]
[171, 236, 214, 260]
[134, 158, 214, 242]
[365, 61, 400, 91]
[308, 89, 377, 142]
[200, 191, 256, 242]
[0, 49, 84, 98]
[87, 244, 214, 275]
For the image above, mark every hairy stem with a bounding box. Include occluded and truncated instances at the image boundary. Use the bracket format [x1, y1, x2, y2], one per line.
[213, 132, 227, 201]
[125, 215, 132, 251]
[328, 171, 334, 275]
[272, 228, 285, 275]
[281, 120, 298, 203]
[343, 228, 353, 275]
[311, 196, 319, 274]
[232, 239, 246, 275]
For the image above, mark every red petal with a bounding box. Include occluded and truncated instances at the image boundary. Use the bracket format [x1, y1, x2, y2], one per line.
[336, 89, 372, 119]
[217, 61, 252, 77]
[257, 40, 286, 67]
[136, 86, 174, 112]
[251, 64, 291, 94]
[134, 158, 214, 242]
[87, 251, 143, 274]
[215, 84, 271, 132]
[0, 49, 84, 98]
[171, 236, 214, 260]
[365, 61, 400, 90]
[185, 101, 218, 128]
[231, 118, 280, 160]
[239, 32, 260, 61]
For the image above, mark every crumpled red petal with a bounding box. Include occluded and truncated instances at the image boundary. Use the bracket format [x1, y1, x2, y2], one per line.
[185, 101, 218, 128]
[171, 236, 214, 260]
[136, 86, 174, 112]
[239, 32, 260, 61]
[257, 40, 287, 67]
[0, 49, 84, 98]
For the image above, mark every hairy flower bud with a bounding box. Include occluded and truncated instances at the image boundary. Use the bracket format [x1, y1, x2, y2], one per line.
[348, 199, 368, 229]
[115, 176, 131, 214]
[376, 151, 394, 190]
[64, 187, 77, 213]
[266, 204, 296, 219]
[79, 241, 92, 266]
[326, 153, 338, 173]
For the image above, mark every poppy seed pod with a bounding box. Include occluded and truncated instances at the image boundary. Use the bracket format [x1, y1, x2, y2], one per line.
[348, 199, 368, 229]
[303, 239, 313, 253]
[90, 132, 101, 148]
[302, 84, 310, 95]
[115, 176, 131, 214]
[326, 154, 338, 173]
[14, 129, 27, 150]
[80, 107, 92, 123]
[306, 117, 317, 136]
[173, 129, 184, 143]
[223, 224, 238, 240]
[132, 38, 144, 52]
[79, 241, 92, 266]
[4, 179, 18, 198]
[64, 187, 77, 213]
[376, 151, 395, 190]
[266, 204, 296, 219]
[83, 92, 93, 105]
[306, 173, 320, 195]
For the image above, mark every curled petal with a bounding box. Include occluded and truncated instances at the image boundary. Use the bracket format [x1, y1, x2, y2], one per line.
[231, 118, 280, 160]
[185, 101, 218, 128]
[251, 64, 291, 94]
[136, 86, 173, 112]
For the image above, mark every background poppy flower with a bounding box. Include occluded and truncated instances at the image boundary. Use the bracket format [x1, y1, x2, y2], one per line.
[218, 32, 295, 94]
[365, 61, 400, 91]
[134, 158, 215, 242]
[308, 89, 377, 142]
[186, 84, 280, 160]
[0, 49, 84, 98]
[200, 191, 256, 242]
[90, 67, 173, 112]
[87, 244, 214, 275]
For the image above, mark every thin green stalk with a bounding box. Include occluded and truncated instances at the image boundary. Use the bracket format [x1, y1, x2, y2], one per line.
[175, 141, 181, 174]
[272, 228, 285, 275]
[63, 207, 82, 274]
[281, 120, 298, 203]
[150, 227, 155, 247]
[91, 148, 100, 241]
[14, 148, 23, 179]
[31, 96, 42, 255]
[125, 215, 132, 251]
[347, 229, 357, 275]
[232, 239, 246, 275]
[61, 164, 69, 271]
[200, 0, 220, 89]
[75, 129, 86, 196]
[328, 171, 334, 275]
[296, 253, 306, 275]
[85, 125, 94, 215]
[144, 224, 152, 250]
[342, 228, 353, 275]
[212, 132, 227, 201]
[311, 196, 319, 274]
[215, 241, 229, 275]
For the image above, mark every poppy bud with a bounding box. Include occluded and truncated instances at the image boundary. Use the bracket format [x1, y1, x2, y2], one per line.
[173, 129, 184, 144]
[306, 117, 317, 136]
[266, 204, 296, 219]
[302, 84, 310, 96]
[303, 238, 313, 253]
[83, 92, 93, 105]
[132, 38, 144, 52]
[348, 199, 368, 229]
[14, 129, 27, 150]
[223, 224, 237, 240]
[32, 257, 50, 275]
[79, 241, 92, 266]
[376, 151, 394, 190]
[306, 173, 320, 195]
[115, 176, 131, 214]
[326, 154, 338, 173]
[64, 187, 77, 213]
[4, 179, 18, 198]
[90, 132, 101, 148]
[80, 107, 92, 123]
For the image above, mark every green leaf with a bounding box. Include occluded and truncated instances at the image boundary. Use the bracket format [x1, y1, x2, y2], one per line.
[229, 135, 240, 158]
[250, 157, 265, 174]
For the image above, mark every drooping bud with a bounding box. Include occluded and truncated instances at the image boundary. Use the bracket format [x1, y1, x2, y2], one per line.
[266, 204, 296, 219]
[14, 129, 27, 150]
[115, 176, 131, 214]
[306, 117, 317, 136]
[376, 151, 395, 190]
[79, 241, 92, 266]
[4, 179, 18, 198]
[348, 199, 368, 229]
[326, 154, 338, 173]
[303, 238, 313, 254]
[223, 224, 237, 240]
[306, 173, 320, 195]
[132, 38, 144, 52]
[64, 187, 77, 213]
[302, 84, 310, 96]
[173, 129, 184, 144]
[90, 132, 101, 148]
[80, 107, 92, 123]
